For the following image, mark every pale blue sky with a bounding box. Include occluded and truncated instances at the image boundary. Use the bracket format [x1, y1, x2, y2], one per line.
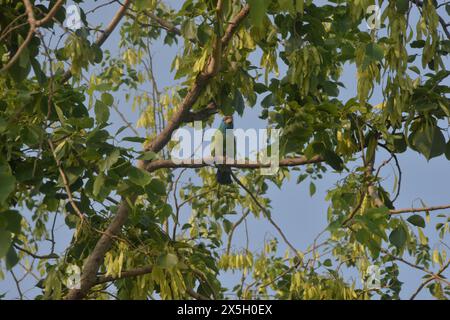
[1, 0, 449, 300]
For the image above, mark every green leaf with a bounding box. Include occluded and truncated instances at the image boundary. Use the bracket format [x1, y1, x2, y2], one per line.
[233, 89, 245, 116]
[94, 100, 110, 124]
[0, 173, 15, 205]
[158, 204, 172, 220]
[135, 0, 154, 10]
[309, 182, 316, 197]
[99, 149, 121, 171]
[407, 215, 425, 228]
[137, 151, 157, 161]
[392, 134, 407, 153]
[93, 173, 105, 197]
[410, 40, 425, 48]
[389, 227, 407, 249]
[322, 81, 339, 97]
[0, 230, 12, 258]
[248, 0, 270, 28]
[122, 137, 147, 143]
[128, 167, 152, 187]
[223, 219, 233, 234]
[0, 117, 7, 133]
[181, 19, 197, 41]
[322, 149, 344, 171]
[396, 0, 409, 14]
[445, 141, 450, 160]
[323, 259, 332, 267]
[101, 93, 114, 106]
[279, 0, 295, 13]
[409, 125, 446, 160]
[5, 246, 19, 270]
[157, 253, 178, 269]
[365, 43, 384, 63]
[147, 179, 166, 196]
[0, 210, 22, 234]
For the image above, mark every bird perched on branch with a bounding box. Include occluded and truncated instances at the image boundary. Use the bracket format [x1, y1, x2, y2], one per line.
[213, 116, 234, 185]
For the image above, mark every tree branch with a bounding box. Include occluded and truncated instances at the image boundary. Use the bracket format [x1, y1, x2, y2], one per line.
[144, 4, 250, 154]
[66, 4, 251, 300]
[145, 155, 324, 172]
[61, 0, 131, 83]
[182, 102, 218, 123]
[0, 0, 65, 74]
[409, 260, 450, 300]
[230, 171, 301, 259]
[389, 204, 450, 215]
[138, 11, 181, 36]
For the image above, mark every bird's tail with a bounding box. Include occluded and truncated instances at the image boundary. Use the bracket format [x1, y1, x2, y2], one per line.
[216, 167, 232, 185]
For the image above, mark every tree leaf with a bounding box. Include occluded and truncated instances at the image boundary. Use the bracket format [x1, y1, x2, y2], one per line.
[181, 19, 197, 41]
[309, 182, 316, 197]
[147, 179, 166, 196]
[128, 167, 152, 187]
[122, 137, 147, 143]
[223, 219, 233, 234]
[409, 125, 446, 160]
[407, 214, 425, 228]
[445, 141, 450, 160]
[396, 0, 409, 14]
[5, 246, 19, 270]
[94, 100, 110, 124]
[248, 0, 270, 28]
[389, 227, 407, 249]
[233, 89, 245, 116]
[322, 149, 344, 171]
[365, 43, 384, 63]
[0, 173, 15, 205]
[0, 210, 22, 234]
[137, 151, 157, 161]
[101, 93, 114, 106]
[99, 149, 121, 171]
[93, 173, 105, 197]
[157, 253, 178, 269]
[0, 230, 12, 258]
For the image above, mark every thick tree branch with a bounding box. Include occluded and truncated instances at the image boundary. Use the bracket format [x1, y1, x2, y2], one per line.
[144, 4, 250, 154]
[66, 4, 250, 300]
[182, 102, 218, 123]
[145, 155, 325, 172]
[96, 265, 153, 285]
[65, 197, 134, 299]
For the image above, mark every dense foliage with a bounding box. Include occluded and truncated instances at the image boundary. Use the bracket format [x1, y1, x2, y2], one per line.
[0, 0, 449, 300]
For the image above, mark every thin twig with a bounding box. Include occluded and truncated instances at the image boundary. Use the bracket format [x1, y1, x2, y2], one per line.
[230, 171, 301, 259]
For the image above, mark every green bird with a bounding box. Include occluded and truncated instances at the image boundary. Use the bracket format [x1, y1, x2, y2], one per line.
[213, 116, 234, 185]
